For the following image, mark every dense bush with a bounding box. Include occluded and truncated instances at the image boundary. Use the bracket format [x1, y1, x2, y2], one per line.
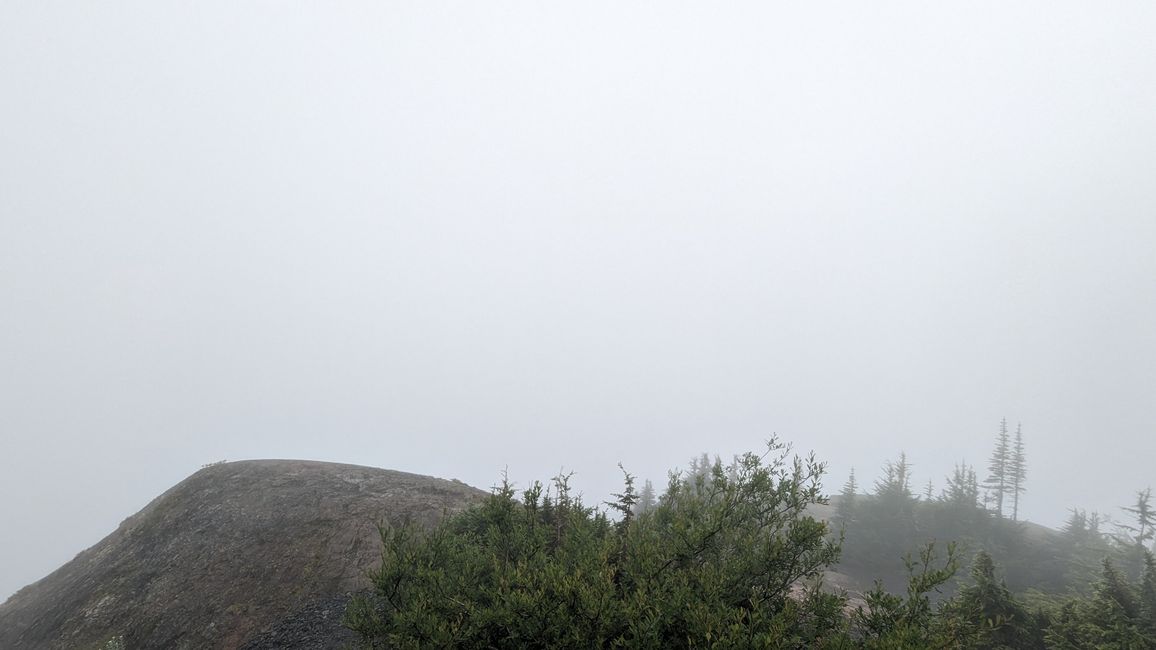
[345, 439, 853, 648]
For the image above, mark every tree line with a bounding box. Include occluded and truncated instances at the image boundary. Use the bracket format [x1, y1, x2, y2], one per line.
[834, 419, 1154, 599]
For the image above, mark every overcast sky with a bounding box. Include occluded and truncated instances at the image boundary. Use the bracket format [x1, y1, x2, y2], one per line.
[3, 2, 1155, 600]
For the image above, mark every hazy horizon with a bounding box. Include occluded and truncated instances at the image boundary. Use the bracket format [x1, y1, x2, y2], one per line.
[3, 2, 1155, 601]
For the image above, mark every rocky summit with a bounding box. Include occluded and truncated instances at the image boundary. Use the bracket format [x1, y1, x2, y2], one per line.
[0, 460, 486, 649]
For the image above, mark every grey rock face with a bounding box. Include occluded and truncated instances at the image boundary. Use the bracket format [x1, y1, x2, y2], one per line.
[0, 460, 486, 649]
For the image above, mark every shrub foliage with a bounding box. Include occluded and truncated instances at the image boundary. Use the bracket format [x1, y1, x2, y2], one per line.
[346, 438, 852, 648]
[345, 439, 1156, 649]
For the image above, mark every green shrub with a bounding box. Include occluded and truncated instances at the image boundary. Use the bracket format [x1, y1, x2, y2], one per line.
[345, 438, 848, 648]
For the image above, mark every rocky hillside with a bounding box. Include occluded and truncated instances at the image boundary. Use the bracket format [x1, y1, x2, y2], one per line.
[0, 460, 487, 649]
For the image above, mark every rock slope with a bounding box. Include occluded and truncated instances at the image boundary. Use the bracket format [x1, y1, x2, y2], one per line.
[0, 460, 486, 649]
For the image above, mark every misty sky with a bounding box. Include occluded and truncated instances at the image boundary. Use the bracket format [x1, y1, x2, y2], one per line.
[3, 2, 1155, 600]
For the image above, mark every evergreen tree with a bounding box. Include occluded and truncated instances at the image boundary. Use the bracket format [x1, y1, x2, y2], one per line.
[633, 478, 657, 516]
[1141, 551, 1156, 634]
[1120, 488, 1155, 548]
[1059, 509, 1111, 591]
[944, 462, 980, 509]
[836, 467, 858, 525]
[1095, 558, 1141, 626]
[1115, 488, 1156, 581]
[683, 452, 719, 496]
[606, 464, 638, 530]
[875, 452, 912, 503]
[1009, 422, 1027, 521]
[1064, 509, 1089, 537]
[953, 550, 1035, 649]
[1090, 511, 1105, 539]
[843, 467, 859, 499]
[984, 418, 1011, 518]
[1046, 558, 1153, 648]
[853, 453, 918, 578]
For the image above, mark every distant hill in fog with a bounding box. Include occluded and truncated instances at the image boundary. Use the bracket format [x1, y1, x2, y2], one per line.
[817, 494, 1066, 597]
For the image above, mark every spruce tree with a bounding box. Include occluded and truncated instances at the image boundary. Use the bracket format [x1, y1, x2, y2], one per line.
[1009, 422, 1027, 521]
[1096, 558, 1141, 621]
[843, 467, 858, 498]
[633, 478, 657, 516]
[684, 452, 719, 496]
[607, 465, 639, 532]
[944, 462, 979, 509]
[1060, 509, 1112, 591]
[1116, 488, 1156, 580]
[837, 468, 858, 525]
[869, 453, 917, 561]
[984, 418, 1011, 518]
[954, 551, 1032, 648]
[1141, 551, 1156, 634]
[1047, 558, 1154, 648]
[1120, 488, 1155, 548]
[875, 452, 912, 502]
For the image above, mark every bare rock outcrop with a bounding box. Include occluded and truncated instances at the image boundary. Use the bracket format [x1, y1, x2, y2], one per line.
[0, 459, 486, 649]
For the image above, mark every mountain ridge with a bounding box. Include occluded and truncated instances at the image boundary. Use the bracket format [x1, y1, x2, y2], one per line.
[0, 459, 486, 649]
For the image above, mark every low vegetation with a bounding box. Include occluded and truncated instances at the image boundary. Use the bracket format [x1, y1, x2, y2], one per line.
[345, 434, 1156, 648]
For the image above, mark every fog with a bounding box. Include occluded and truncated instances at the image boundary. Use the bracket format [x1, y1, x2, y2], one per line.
[2, 2, 1155, 600]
